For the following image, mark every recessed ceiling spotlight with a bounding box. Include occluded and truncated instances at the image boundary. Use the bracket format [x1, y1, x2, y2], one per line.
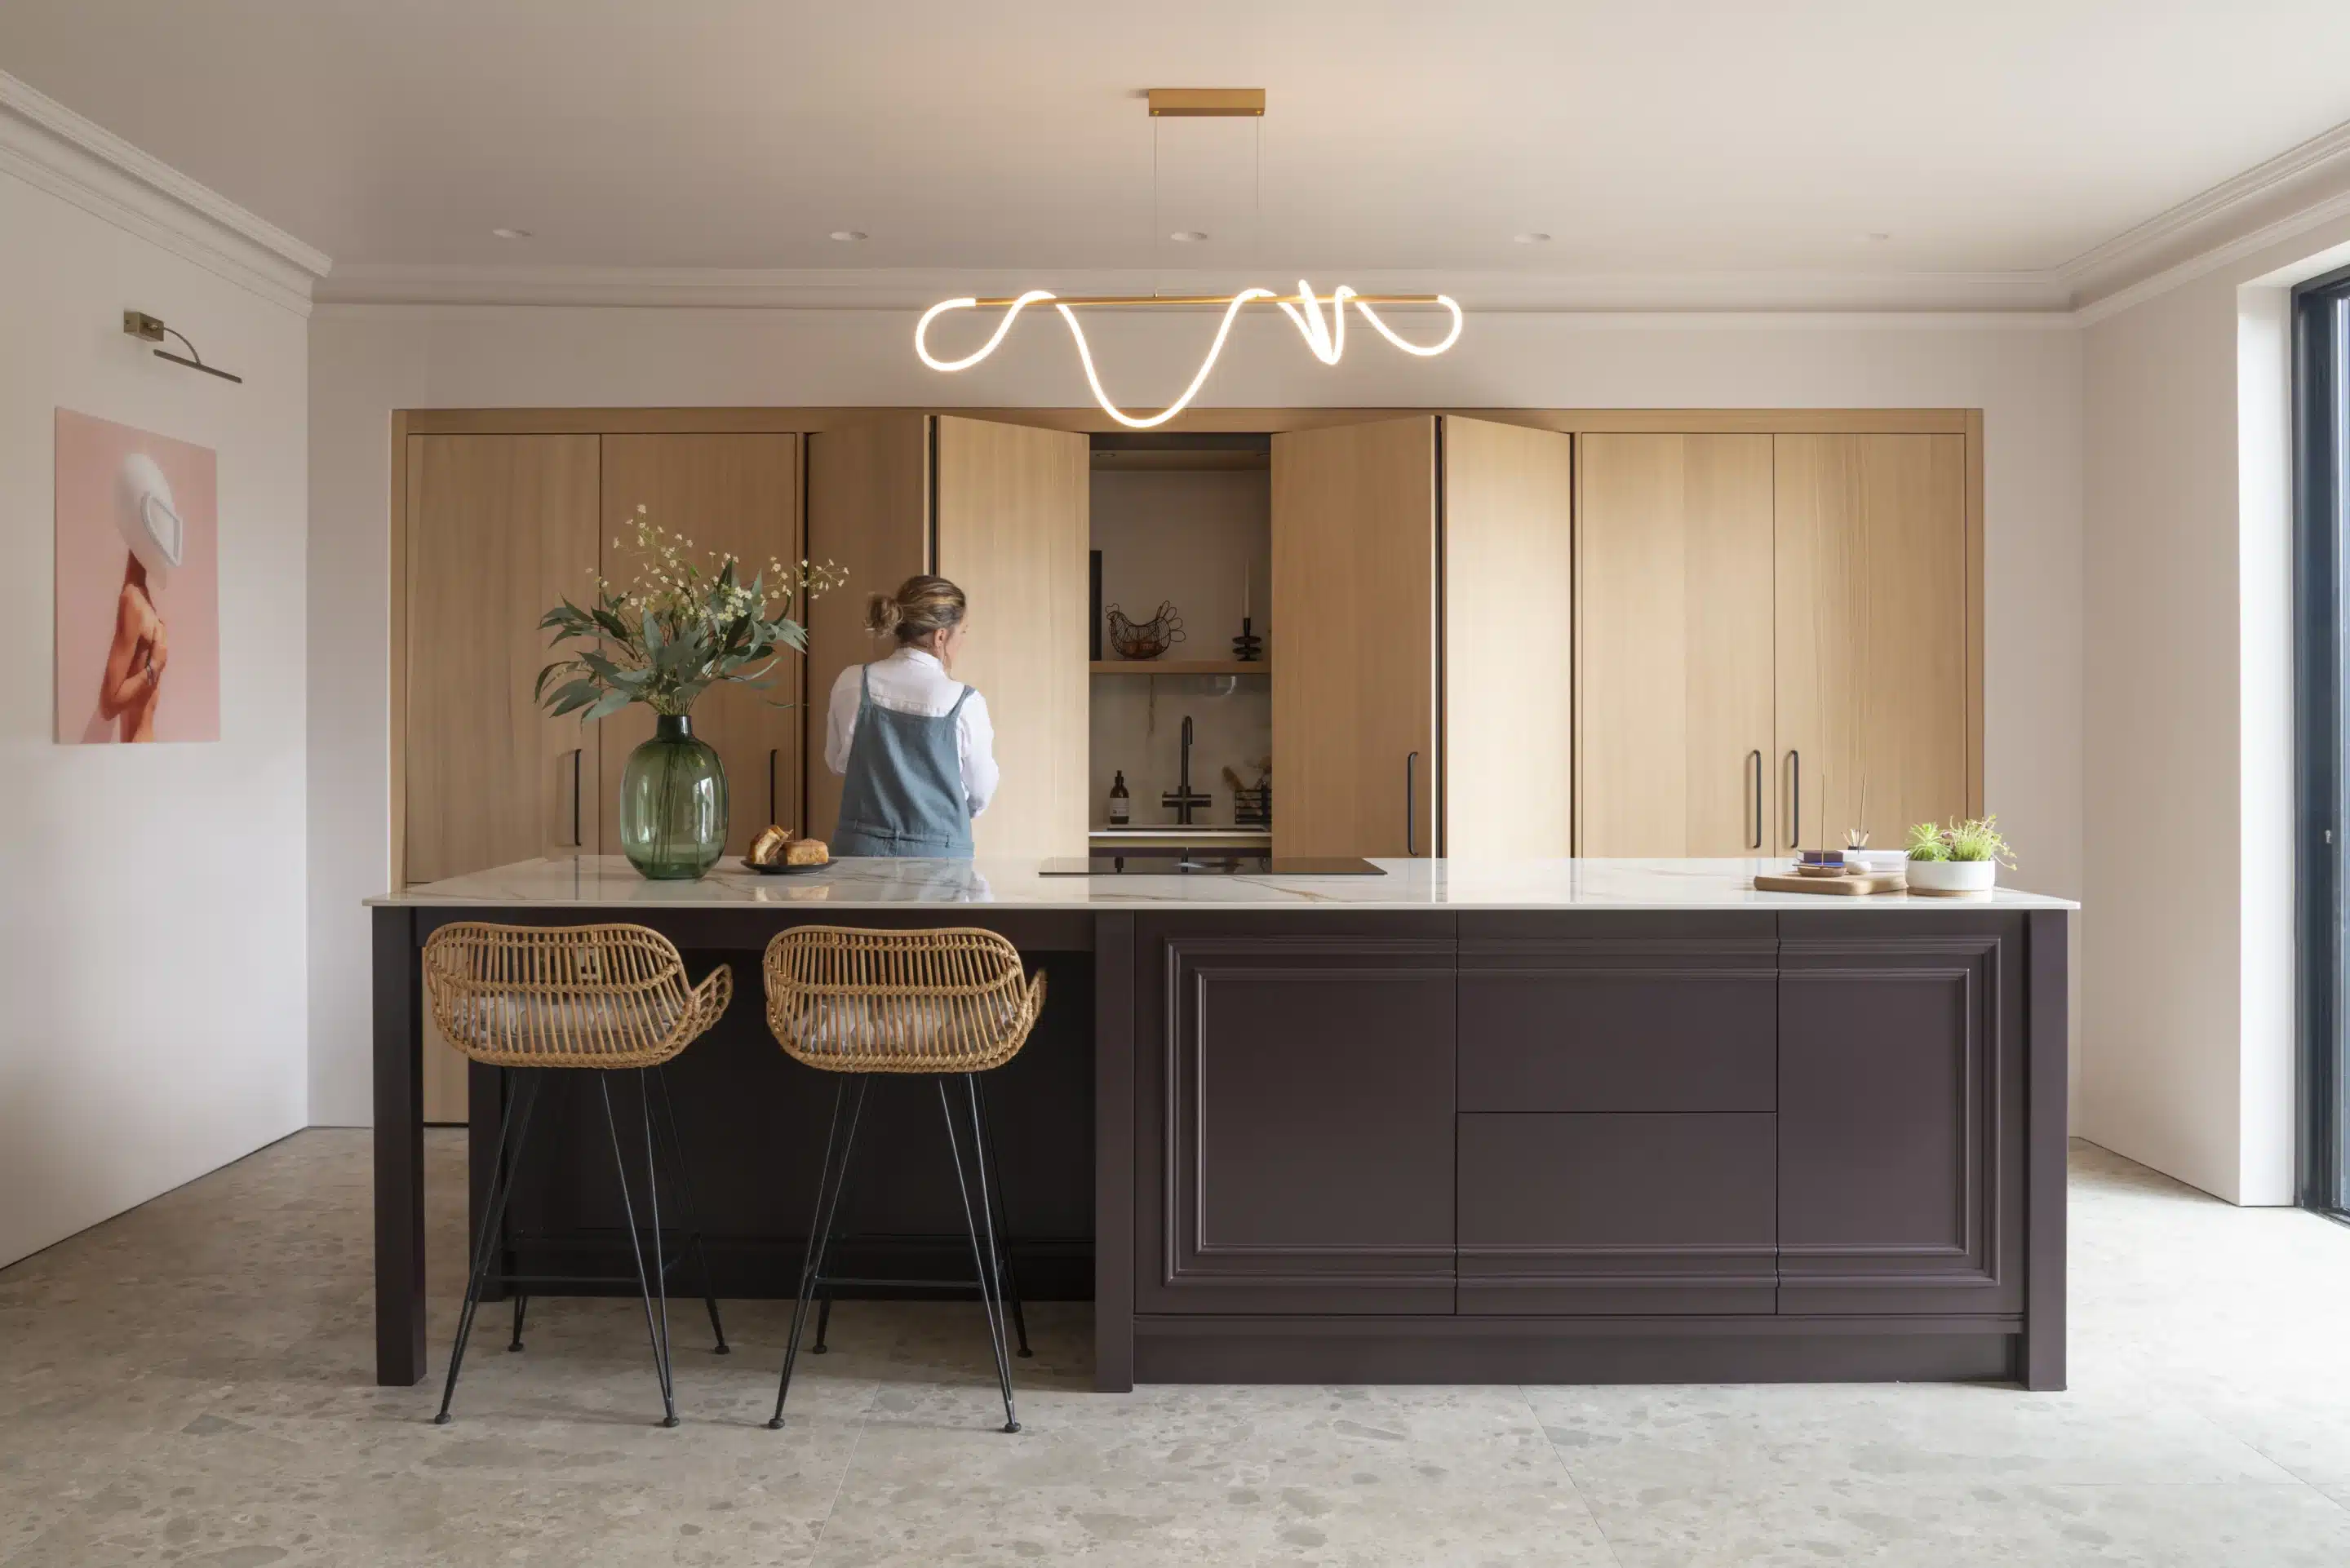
[1514, 232, 1552, 244]
[1862, 231, 1893, 243]
[1168, 230, 1208, 243]
[830, 229, 868, 242]
[490, 227, 532, 240]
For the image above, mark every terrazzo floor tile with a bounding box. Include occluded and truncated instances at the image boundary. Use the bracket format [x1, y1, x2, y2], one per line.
[7, 1129, 2350, 1566]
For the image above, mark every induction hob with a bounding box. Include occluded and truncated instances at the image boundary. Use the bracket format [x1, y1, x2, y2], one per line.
[1037, 855, 1385, 876]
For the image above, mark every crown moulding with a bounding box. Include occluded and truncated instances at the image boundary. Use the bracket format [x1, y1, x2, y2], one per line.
[0, 69, 332, 316]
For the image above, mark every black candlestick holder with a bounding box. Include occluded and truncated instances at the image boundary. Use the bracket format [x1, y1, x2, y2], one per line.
[1231, 616, 1263, 662]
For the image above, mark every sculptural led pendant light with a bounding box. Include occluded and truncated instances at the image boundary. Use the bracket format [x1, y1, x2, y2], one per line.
[913, 89, 1462, 429]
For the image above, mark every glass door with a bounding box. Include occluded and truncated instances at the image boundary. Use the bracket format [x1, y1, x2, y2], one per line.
[2295, 268, 2350, 1218]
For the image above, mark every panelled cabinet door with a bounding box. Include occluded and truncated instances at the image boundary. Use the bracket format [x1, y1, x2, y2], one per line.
[1136, 917, 1457, 1313]
[1271, 418, 1437, 857]
[404, 433, 602, 1124]
[1777, 912, 2025, 1315]
[1457, 913, 1778, 1314]
[1442, 417, 1576, 857]
[804, 415, 930, 842]
[1576, 434, 1776, 856]
[933, 417, 1091, 857]
[596, 434, 805, 856]
[1773, 434, 1967, 851]
[405, 434, 604, 882]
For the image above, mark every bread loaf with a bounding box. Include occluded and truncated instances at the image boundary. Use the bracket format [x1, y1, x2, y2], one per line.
[747, 825, 791, 866]
[783, 837, 829, 866]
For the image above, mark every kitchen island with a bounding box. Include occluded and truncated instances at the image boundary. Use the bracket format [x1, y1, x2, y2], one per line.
[368, 857, 2074, 1392]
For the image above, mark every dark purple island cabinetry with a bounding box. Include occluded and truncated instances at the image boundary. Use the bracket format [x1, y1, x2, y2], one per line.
[370, 862, 2068, 1393]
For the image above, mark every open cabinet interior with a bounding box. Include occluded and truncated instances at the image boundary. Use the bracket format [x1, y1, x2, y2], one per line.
[1088, 435, 1274, 842]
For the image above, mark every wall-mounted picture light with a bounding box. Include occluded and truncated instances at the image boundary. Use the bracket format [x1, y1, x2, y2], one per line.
[122, 312, 242, 384]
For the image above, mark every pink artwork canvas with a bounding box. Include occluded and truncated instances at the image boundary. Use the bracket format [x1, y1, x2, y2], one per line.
[53, 410, 220, 744]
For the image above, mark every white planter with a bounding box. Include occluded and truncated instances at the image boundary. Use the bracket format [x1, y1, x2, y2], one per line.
[1906, 858, 1997, 894]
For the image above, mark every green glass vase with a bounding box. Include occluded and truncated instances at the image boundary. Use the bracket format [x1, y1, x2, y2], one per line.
[617, 714, 729, 879]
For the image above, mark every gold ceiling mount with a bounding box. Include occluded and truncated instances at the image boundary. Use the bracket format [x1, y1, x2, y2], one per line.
[1146, 87, 1266, 118]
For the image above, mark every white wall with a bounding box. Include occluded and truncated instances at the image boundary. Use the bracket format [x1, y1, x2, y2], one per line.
[2080, 219, 2350, 1205]
[0, 160, 311, 1266]
[308, 303, 2085, 1126]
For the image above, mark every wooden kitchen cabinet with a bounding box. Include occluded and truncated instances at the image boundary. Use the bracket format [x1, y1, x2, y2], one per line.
[1442, 416, 1577, 857]
[596, 434, 804, 858]
[804, 414, 929, 841]
[1774, 433, 1969, 851]
[1776, 911, 2025, 1315]
[1576, 433, 1777, 856]
[1271, 418, 1438, 857]
[1456, 913, 1779, 1314]
[403, 432, 601, 1123]
[1135, 916, 1457, 1314]
[933, 416, 1091, 857]
[801, 414, 1089, 856]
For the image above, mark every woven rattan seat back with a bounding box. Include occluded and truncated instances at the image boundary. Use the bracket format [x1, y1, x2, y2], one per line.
[423, 922, 732, 1070]
[761, 926, 1045, 1074]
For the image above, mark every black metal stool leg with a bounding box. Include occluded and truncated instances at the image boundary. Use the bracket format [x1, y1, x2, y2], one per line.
[507, 1293, 528, 1353]
[437, 1070, 543, 1424]
[941, 1075, 1019, 1434]
[636, 1070, 680, 1420]
[973, 1075, 1031, 1358]
[650, 1065, 728, 1354]
[769, 1074, 867, 1430]
[810, 1291, 833, 1354]
[599, 1074, 678, 1428]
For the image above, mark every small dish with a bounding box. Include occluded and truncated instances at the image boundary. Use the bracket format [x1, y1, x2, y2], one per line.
[740, 858, 827, 876]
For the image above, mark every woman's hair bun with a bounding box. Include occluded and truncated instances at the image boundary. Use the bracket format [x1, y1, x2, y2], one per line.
[870, 575, 967, 644]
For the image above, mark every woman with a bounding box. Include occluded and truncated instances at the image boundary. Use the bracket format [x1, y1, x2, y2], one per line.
[96, 453, 182, 742]
[825, 575, 999, 858]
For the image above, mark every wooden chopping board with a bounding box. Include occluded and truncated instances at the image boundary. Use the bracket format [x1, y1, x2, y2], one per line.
[1753, 871, 1909, 896]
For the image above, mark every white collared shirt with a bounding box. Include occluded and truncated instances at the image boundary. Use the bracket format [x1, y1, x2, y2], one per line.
[824, 646, 999, 818]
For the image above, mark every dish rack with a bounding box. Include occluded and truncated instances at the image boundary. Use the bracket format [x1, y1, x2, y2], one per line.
[1105, 601, 1186, 661]
[1231, 781, 1272, 827]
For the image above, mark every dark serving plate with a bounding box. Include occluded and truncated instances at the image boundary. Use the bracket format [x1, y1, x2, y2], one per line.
[739, 858, 828, 876]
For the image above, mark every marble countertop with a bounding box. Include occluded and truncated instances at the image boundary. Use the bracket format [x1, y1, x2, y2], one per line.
[369, 856, 2079, 912]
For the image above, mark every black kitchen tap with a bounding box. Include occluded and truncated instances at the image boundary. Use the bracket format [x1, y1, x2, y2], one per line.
[1160, 715, 1212, 826]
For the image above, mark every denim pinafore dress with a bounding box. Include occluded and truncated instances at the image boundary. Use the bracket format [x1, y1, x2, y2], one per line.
[831, 664, 978, 858]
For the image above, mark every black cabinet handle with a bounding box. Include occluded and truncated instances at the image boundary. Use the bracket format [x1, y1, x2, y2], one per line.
[768, 748, 779, 826]
[1749, 749, 1762, 850]
[569, 748, 583, 848]
[1787, 749, 1801, 850]
[1405, 750, 1420, 857]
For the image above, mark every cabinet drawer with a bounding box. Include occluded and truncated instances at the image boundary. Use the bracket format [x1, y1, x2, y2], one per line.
[1458, 1113, 1776, 1314]
[1458, 970, 1776, 1112]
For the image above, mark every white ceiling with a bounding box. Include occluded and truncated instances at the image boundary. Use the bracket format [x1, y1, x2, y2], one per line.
[5, 0, 2350, 304]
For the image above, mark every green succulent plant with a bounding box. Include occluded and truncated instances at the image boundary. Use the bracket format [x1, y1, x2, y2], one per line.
[1904, 821, 1950, 862]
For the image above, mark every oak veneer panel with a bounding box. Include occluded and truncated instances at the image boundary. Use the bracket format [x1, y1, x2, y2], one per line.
[1271, 417, 1438, 858]
[1576, 433, 1776, 856]
[1442, 416, 1576, 857]
[404, 435, 601, 1123]
[805, 415, 929, 840]
[1458, 1113, 1776, 1314]
[933, 416, 1090, 857]
[594, 435, 804, 857]
[1773, 434, 1966, 851]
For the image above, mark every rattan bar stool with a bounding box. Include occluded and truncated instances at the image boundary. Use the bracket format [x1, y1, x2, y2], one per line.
[422, 920, 734, 1428]
[761, 925, 1047, 1433]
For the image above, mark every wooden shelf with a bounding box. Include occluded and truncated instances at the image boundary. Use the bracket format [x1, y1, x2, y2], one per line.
[1089, 660, 1270, 676]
